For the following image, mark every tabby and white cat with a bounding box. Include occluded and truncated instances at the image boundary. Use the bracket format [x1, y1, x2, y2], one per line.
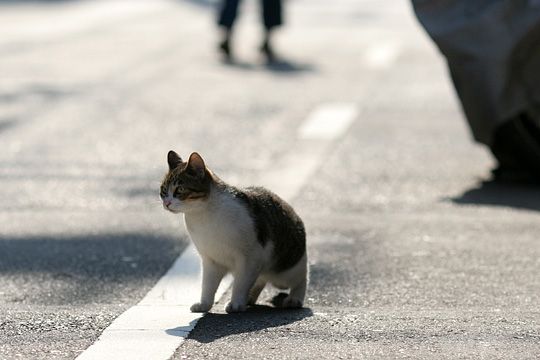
[160, 151, 307, 313]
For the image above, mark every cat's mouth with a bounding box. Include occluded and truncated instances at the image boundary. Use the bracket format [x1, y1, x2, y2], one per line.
[163, 203, 182, 214]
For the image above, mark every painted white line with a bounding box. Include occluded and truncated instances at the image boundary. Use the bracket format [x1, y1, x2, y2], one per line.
[263, 103, 358, 199]
[364, 43, 400, 69]
[77, 102, 358, 360]
[76, 246, 232, 360]
[298, 103, 358, 140]
[260, 146, 323, 201]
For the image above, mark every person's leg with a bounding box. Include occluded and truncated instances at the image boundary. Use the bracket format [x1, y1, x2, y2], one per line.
[260, 0, 282, 62]
[217, 0, 242, 59]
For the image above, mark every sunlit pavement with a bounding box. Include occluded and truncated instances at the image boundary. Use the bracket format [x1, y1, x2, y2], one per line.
[0, 1, 539, 359]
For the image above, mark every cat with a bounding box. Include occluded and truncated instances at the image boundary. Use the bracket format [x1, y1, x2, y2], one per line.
[160, 151, 307, 313]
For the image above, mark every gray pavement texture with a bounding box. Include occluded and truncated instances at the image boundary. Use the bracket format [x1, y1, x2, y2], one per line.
[0, 0, 539, 359]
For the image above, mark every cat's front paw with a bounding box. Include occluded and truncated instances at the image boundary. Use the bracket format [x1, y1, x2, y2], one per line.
[282, 296, 303, 309]
[225, 301, 247, 313]
[190, 302, 212, 313]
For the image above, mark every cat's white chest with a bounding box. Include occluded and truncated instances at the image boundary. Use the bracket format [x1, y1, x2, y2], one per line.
[183, 193, 257, 270]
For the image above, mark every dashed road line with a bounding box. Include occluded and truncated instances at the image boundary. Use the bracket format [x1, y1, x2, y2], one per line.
[364, 43, 400, 68]
[298, 103, 358, 140]
[77, 246, 232, 360]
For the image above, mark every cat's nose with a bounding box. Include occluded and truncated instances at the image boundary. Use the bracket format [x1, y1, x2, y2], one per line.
[163, 200, 172, 207]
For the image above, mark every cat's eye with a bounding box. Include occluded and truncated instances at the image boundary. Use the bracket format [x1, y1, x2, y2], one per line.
[173, 186, 185, 196]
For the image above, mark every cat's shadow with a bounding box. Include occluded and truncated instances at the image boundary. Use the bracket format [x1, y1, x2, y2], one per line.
[168, 304, 313, 343]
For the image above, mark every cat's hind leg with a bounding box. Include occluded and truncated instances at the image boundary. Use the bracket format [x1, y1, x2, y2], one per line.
[247, 277, 267, 305]
[283, 276, 307, 308]
[272, 253, 308, 308]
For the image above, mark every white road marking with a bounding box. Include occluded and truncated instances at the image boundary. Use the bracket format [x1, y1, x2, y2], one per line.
[263, 103, 358, 199]
[77, 246, 233, 360]
[298, 103, 358, 140]
[364, 43, 400, 68]
[260, 144, 325, 201]
[76, 102, 358, 359]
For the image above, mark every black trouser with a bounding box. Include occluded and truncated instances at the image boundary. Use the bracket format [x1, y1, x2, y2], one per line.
[218, 0, 282, 30]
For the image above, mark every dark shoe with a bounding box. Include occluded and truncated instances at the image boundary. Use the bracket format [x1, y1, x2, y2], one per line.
[260, 40, 277, 63]
[219, 39, 232, 61]
[491, 113, 540, 183]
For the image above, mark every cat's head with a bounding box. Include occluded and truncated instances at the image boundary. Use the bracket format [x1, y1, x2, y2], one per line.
[160, 151, 212, 213]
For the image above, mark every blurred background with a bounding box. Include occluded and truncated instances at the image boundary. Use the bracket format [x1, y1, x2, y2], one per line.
[3, 0, 466, 237]
[1, 1, 539, 359]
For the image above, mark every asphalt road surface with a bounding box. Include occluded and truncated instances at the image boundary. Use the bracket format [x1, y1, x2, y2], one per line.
[1, 0, 539, 359]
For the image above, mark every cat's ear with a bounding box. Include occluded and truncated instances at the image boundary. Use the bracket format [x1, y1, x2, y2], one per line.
[186, 152, 206, 177]
[167, 150, 183, 170]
